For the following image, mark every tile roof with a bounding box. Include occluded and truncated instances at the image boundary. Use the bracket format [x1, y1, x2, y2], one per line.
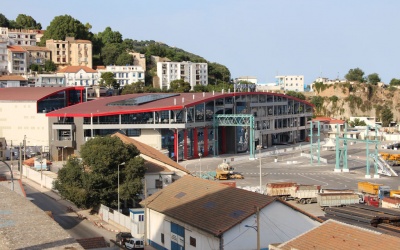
[21, 45, 51, 51]
[0, 75, 27, 81]
[112, 132, 190, 174]
[312, 116, 345, 124]
[0, 87, 78, 101]
[46, 92, 313, 117]
[141, 175, 277, 236]
[275, 219, 400, 250]
[7, 45, 26, 52]
[57, 66, 97, 73]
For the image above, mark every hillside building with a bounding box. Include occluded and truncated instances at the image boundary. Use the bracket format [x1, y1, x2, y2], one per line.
[156, 61, 208, 90]
[276, 75, 304, 92]
[0, 39, 7, 75]
[46, 37, 92, 68]
[21, 45, 51, 69]
[7, 45, 27, 75]
[97, 65, 145, 87]
[0, 28, 38, 46]
[57, 66, 98, 87]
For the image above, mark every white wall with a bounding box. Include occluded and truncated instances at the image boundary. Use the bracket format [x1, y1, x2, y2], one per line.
[0, 101, 49, 147]
[134, 129, 162, 149]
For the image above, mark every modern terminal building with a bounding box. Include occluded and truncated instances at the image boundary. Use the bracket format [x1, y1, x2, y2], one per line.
[46, 91, 313, 161]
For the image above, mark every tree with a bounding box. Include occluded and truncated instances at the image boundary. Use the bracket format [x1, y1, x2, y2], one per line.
[367, 73, 381, 85]
[122, 81, 145, 94]
[15, 14, 42, 29]
[39, 15, 91, 45]
[193, 84, 208, 92]
[101, 43, 123, 65]
[0, 13, 10, 27]
[44, 60, 57, 72]
[99, 72, 119, 89]
[97, 27, 123, 45]
[54, 136, 145, 209]
[389, 78, 400, 86]
[310, 96, 324, 114]
[348, 118, 367, 127]
[345, 68, 365, 82]
[116, 52, 133, 66]
[381, 107, 393, 127]
[285, 90, 306, 100]
[169, 79, 191, 92]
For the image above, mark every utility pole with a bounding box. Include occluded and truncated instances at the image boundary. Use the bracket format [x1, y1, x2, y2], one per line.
[144, 179, 147, 246]
[23, 135, 26, 162]
[256, 206, 260, 250]
[10, 140, 13, 171]
[19, 143, 22, 179]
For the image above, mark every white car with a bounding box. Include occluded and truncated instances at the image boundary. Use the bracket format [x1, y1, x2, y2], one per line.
[125, 238, 144, 249]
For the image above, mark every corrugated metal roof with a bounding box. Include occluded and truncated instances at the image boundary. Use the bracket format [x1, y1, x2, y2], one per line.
[46, 92, 313, 117]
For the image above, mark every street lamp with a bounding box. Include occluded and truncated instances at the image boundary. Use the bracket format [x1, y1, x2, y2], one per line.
[118, 162, 125, 213]
[39, 158, 43, 188]
[256, 145, 262, 194]
[198, 152, 202, 179]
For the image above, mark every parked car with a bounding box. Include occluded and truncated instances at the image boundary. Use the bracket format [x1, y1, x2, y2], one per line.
[115, 232, 133, 245]
[125, 238, 144, 249]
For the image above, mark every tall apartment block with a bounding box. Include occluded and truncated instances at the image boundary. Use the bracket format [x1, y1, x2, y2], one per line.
[276, 75, 304, 92]
[0, 28, 38, 46]
[46, 37, 92, 68]
[157, 61, 208, 90]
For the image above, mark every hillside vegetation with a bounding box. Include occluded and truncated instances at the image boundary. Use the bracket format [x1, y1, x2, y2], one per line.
[304, 82, 398, 124]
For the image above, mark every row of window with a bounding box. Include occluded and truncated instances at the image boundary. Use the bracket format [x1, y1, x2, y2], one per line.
[160, 233, 197, 247]
[286, 77, 303, 81]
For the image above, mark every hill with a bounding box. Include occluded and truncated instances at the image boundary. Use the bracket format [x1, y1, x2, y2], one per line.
[304, 82, 398, 123]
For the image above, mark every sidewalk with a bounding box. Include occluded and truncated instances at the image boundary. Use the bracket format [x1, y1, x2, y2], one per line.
[11, 170, 129, 234]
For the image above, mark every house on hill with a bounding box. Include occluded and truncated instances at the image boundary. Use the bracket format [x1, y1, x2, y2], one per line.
[141, 175, 321, 250]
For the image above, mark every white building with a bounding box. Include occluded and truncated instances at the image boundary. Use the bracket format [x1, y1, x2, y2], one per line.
[97, 65, 145, 88]
[0, 75, 28, 88]
[276, 75, 304, 92]
[256, 82, 281, 92]
[141, 175, 321, 250]
[0, 28, 38, 46]
[234, 76, 258, 84]
[0, 39, 7, 75]
[57, 66, 98, 87]
[34, 73, 66, 87]
[7, 45, 27, 75]
[157, 61, 208, 90]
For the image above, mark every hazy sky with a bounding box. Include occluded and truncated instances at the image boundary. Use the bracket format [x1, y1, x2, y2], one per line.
[3, 0, 400, 84]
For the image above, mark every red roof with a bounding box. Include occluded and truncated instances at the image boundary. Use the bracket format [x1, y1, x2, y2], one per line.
[46, 92, 314, 117]
[312, 116, 345, 125]
[7, 45, 26, 53]
[0, 75, 27, 81]
[57, 66, 97, 73]
[0, 87, 84, 101]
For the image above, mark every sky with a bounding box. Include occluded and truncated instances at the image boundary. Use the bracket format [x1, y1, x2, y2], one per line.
[2, 0, 400, 84]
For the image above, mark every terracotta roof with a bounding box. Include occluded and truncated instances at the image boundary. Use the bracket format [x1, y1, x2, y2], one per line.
[7, 45, 26, 52]
[46, 92, 313, 117]
[94, 66, 106, 70]
[21, 45, 50, 51]
[141, 175, 277, 236]
[57, 66, 97, 73]
[0, 75, 27, 81]
[0, 87, 81, 101]
[275, 219, 400, 250]
[75, 237, 107, 249]
[112, 132, 190, 174]
[312, 116, 345, 125]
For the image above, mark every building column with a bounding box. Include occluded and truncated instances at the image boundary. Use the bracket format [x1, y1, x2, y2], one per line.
[193, 128, 198, 158]
[221, 127, 226, 154]
[183, 129, 188, 159]
[204, 127, 208, 157]
[174, 129, 178, 161]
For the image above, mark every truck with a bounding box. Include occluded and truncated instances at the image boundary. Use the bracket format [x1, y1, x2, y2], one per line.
[265, 182, 297, 200]
[317, 193, 360, 207]
[289, 184, 321, 204]
[357, 182, 391, 200]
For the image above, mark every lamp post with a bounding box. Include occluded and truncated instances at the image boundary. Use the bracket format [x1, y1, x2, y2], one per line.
[39, 158, 43, 188]
[118, 162, 125, 213]
[198, 152, 202, 178]
[256, 145, 262, 194]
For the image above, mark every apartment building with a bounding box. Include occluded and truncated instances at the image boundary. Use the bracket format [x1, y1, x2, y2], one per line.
[276, 75, 304, 92]
[97, 65, 145, 87]
[0, 28, 38, 46]
[7, 45, 27, 75]
[157, 61, 208, 90]
[46, 37, 92, 68]
[234, 76, 258, 84]
[21, 46, 51, 68]
[0, 39, 7, 75]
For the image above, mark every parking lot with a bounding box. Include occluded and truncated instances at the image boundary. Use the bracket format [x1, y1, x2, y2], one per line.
[183, 143, 400, 193]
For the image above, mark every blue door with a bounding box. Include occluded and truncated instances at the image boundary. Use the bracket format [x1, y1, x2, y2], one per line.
[171, 222, 185, 250]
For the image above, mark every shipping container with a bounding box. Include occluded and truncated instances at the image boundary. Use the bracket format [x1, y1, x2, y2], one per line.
[317, 193, 360, 207]
[382, 197, 400, 209]
[390, 190, 400, 197]
[321, 189, 355, 194]
[290, 184, 321, 204]
[358, 182, 382, 195]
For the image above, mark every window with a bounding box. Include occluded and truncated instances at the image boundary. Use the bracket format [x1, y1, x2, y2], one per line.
[138, 214, 144, 221]
[161, 233, 164, 244]
[190, 237, 196, 247]
[126, 129, 141, 136]
[155, 179, 163, 189]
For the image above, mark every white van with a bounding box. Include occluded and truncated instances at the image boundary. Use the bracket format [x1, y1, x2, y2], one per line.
[125, 238, 144, 249]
